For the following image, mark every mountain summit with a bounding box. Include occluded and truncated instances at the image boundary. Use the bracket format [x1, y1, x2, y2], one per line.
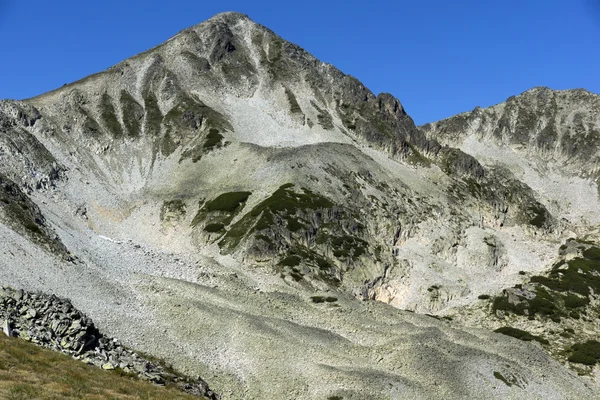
[1, 12, 599, 399]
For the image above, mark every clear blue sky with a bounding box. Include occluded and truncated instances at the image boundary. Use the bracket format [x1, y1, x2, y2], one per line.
[0, 0, 598, 124]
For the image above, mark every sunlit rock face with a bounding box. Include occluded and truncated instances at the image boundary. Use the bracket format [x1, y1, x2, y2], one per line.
[0, 11, 599, 399]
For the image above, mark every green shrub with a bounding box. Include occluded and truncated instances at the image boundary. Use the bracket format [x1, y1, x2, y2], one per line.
[289, 272, 303, 281]
[286, 217, 304, 232]
[527, 204, 547, 228]
[279, 255, 301, 267]
[203, 128, 224, 149]
[568, 352, 597, 365]
[204, 223, 225, 233]
[204, 192, 251, 212]
[583, 246, 600, 261]
[563, 294, 589, 309]
[310, 296, 338, 304]
[99, 93, 123, 137]
[569, 341, 600, 365]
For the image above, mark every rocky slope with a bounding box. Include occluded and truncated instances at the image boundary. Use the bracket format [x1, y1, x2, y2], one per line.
[0, 11, 599, 399]
[0, 287, 216, 398]
[424, 89, 600, 382]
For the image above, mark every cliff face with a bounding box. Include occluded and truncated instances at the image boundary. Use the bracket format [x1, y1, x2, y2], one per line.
[0, 11, 599, 399]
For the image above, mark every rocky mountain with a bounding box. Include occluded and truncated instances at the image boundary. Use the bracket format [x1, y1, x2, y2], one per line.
[0, 11, 599, 399]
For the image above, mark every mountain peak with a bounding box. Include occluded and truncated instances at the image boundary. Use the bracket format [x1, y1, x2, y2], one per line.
[201, 11, 252, 27]
[2, 11, 600, 400]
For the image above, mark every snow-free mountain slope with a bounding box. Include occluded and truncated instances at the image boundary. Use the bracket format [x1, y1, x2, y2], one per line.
[0, 12, 599, 399]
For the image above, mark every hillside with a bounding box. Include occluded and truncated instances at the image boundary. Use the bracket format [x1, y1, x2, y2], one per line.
[0, 333, 208, 399]
[0, 11, 599, 399]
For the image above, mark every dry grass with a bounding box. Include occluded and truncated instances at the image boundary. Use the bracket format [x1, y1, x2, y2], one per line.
[0, 335, 206, 400]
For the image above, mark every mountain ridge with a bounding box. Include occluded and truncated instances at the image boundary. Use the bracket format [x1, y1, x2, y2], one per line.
[1, 12, 599, 399]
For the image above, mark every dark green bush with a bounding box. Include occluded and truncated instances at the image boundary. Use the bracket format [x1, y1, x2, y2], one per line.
[310, 296, 338, 304]
[204, 192, 251, 213]
[563, 294, 589, 309]
[203, 128, 224, 149]
[279, 255, 301, 267]
[569, 341, 600, 365]
[204, 223, 225, 233]
[568, 352, 597, 365]
[583, 246, 600, 261]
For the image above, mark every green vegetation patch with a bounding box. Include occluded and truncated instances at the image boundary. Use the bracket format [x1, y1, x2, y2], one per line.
[161, 97, 231, 162]
[275, 246, 340, 287]
[0, 174, 68, 257]
[310, 296, 338, 304]
[220, 184, 334, 249]
[493, 371, 512, 387]
[527, 204, 548, 228]
[582, 246, 600, 260]
[204, 223, 225, 233]
[163, 98, 231, 134]
[285, 87, 303, 115]
[203, 129, 224, 150]
[405, 143, 431, 167]
[311, 101, 334, 130]
[294, 248, 339, 286]
[315, 232, 368, 261]
[492, 240, 600, 324]
[204, 192, 251, 213]
[119, 91, 143, 137]
[532, 254, 600, 297]
[492, 286, 562, 321]
[98, 93, 123, 137]
[494, 326, 549, 345]
[279, 255, 301, 267]
[216, 184, 365, 288]
[160, 132, 178, 157]
[0, 335, 204, 399]
[191, 191, 252, 231]
[568, 341, 600, 365]
[563, 294, 589, 309]
[143, 92, 163, 136]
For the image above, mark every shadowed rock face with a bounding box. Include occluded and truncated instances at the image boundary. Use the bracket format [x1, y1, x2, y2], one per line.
[0, 11, 599, 399]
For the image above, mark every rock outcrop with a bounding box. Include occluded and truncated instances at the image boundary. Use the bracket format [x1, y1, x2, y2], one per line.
[0, 287, 217, 399]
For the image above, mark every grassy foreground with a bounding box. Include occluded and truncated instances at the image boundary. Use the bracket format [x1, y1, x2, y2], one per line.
[0, 334, 206, 400]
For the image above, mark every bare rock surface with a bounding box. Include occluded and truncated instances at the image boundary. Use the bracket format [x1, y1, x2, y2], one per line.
[0, 11, 599, 399]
